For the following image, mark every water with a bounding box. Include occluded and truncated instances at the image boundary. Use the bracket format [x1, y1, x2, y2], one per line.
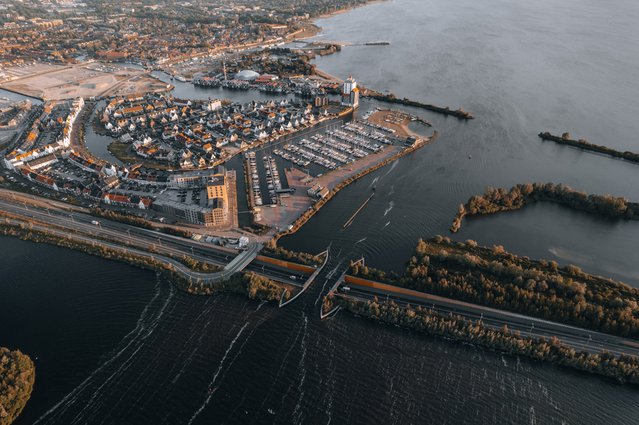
[281, 0, 639, 284]
[3, 0, 639, 423]
[151, 71, 296, 103]
[83, 100, 124, 165]
[0, 88, 43, 104]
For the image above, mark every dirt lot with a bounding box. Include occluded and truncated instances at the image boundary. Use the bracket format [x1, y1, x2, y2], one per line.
[0, 62, 168, 100]
[260, 168, 314, 230]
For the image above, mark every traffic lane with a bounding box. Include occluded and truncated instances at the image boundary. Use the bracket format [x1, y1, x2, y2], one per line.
[344, 287, 631, 356]
[340, 286, 639, 357]
[244, 264, 306, 286]
[0, 194, 238, 258]
[0, 198, 233, 263]
[1, 199, 305, 283]
[0, 200, 229, 265]
[339, 280, 631, 345]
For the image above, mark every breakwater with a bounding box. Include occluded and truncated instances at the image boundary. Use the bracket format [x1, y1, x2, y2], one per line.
[539, 131, 639, 164]
[273, 132, 436, 242]
[364, 92, 474, 120]
[343, 192, 375, 228]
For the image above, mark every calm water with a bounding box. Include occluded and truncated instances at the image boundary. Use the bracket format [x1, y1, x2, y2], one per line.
[3, 0, 639, 423]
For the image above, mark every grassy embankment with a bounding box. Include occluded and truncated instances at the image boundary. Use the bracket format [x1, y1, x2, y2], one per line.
[0, 219, 289, 302]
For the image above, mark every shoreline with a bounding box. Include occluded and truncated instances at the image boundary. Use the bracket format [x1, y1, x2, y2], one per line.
[321, 236, 639, 385]
[315, 0, 387, 20]
[450, 182, 639, 233]
[0, 217, 290, 301]
[273, 131, 437, 243]
[0, 347, 35, 424]
[332, 294, 639, 385]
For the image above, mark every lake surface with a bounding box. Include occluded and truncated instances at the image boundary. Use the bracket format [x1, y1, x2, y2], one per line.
[3, 0, 639, 423]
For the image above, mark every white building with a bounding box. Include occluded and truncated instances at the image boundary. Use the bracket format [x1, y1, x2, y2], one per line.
[341, 75, 360, 109]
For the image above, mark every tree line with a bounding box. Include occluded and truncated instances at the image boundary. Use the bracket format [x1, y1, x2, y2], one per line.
[333, 295, 639, 385]
[0, 347, 35, 425]
[352, 236, 639, 339]
[451, 182, 639, 232]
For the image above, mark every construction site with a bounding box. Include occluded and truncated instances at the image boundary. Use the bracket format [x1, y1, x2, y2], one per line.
[0, 62, 169, 101]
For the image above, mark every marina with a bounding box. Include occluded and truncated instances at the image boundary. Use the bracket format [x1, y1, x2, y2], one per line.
[272, 120, 397, 172]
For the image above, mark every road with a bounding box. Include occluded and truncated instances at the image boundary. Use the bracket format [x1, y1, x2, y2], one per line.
[335, 277, 639, 357]
[0, 189, 310, 285]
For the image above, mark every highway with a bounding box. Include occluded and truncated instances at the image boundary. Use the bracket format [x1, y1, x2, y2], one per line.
[5, 186, 639, 359]
[0, 189, 310, 285]
[335, 277, 639, 357]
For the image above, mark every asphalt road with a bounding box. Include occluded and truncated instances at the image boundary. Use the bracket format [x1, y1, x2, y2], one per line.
[338, 280, 639, 357]
[0, 190, 309, 285]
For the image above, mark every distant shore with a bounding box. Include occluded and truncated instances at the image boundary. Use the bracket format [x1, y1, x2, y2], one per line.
[316, 0, 387, 20]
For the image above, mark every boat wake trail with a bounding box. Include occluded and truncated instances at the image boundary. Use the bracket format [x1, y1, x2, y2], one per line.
[383, 159, 399, 177]
[291, 314, 309, 424]
[384, 200, 394, 217]
[187, 322, 250, 425]
[383, 221, 391, 229]
[34, 277, 174, 425]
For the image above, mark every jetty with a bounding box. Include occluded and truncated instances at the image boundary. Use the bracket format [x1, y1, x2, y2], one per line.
[343, 192, 375, 228]
[363, 91, 474, 120]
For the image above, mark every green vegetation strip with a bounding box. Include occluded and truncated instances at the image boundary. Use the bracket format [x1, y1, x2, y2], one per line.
[352, 236, 639, 339]
[331, 295, 639, 384]
[0, 221, 288, 302]
[262, 244, 324, 267]
[451, 182, 639, 232]
[0, 347, 35, 425]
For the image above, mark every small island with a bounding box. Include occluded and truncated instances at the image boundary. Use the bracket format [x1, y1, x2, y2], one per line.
[0, 348, 35, 425]
[450, 182, 639, 232]
[539, 131, 639, 164]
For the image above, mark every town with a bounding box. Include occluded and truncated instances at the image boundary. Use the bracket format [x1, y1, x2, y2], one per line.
[1, 69, 426, 234]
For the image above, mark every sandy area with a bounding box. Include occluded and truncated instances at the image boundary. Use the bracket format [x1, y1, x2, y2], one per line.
[0, 62, 168, 100]
[367, 109, 421, 139]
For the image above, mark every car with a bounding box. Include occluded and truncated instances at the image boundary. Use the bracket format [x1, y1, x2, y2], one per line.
[289, 275, 297, 280]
